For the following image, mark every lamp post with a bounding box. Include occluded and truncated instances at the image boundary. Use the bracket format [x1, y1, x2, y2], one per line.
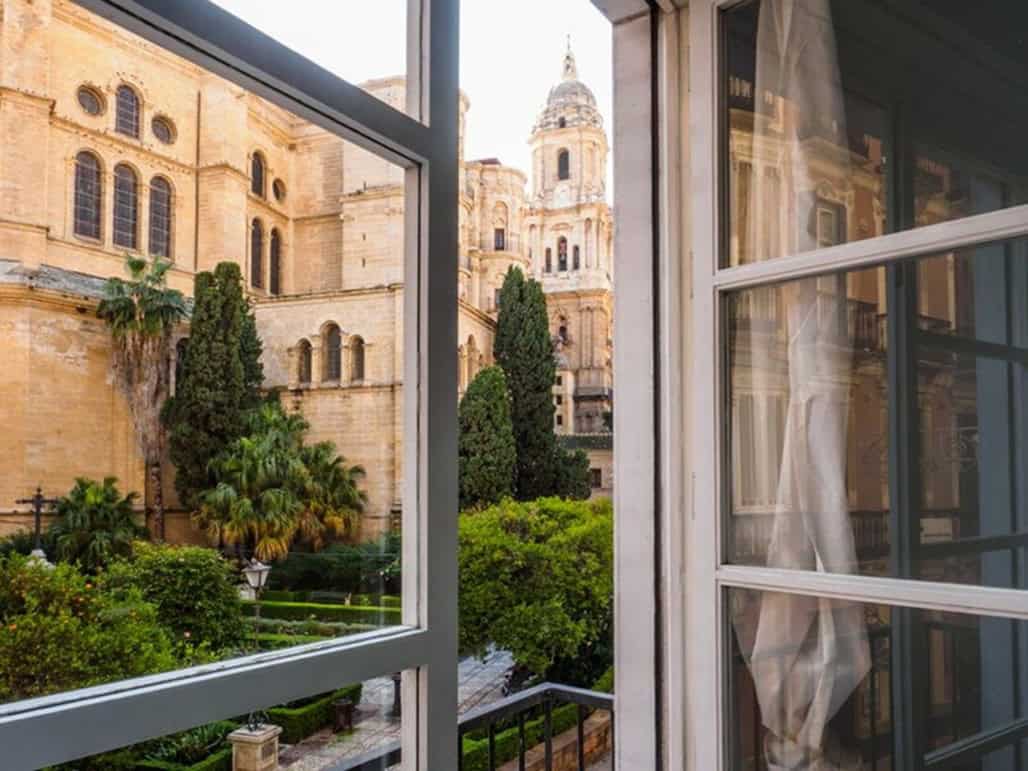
[242, 557, 272, 731]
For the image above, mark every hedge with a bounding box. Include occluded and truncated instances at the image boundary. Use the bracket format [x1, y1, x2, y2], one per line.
[258, 632, 328, 649]
[262, 589, 310, 603]
[460, 668, 613, 771]
[132, 746, 232, 771]
[243, 600, 402, 626]
[267, 683, 364, 744]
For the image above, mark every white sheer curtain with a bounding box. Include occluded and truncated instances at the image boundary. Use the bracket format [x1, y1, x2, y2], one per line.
[734, 1, 870, 768]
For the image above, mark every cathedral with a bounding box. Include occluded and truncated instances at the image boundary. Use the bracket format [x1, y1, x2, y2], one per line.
[0, 0, 613, 538]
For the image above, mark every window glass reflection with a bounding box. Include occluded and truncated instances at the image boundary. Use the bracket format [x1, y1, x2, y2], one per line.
[729, 588, 1028, 770]
[723, 0, 1028, 267]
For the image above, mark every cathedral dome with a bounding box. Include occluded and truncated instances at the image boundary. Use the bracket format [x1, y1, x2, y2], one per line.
[533, 44, 603, 133]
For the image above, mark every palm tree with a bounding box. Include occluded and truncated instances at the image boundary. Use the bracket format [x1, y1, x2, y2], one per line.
[50, 477, 147, 572]
[296, 442, 367, 550]
[196, 403, 367, 559]
[97, 256, 187, 541]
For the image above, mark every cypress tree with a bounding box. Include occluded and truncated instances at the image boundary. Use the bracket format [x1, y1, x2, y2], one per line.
[239, 296, 264, 409]
[165, 264, 248, 509]
[459, 367, 517, 509]
[493, 267, 558, 500]
[554, 445, 591, 500]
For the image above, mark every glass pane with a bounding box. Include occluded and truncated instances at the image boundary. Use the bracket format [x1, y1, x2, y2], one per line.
[210, 0, 411, 117]
[722, 0, 1028, 267]
[60, 671, 408, 770]
[726, 266, 890, 575]
[726, 238, 1028, 588]
[0, 0, 410, 705]
[728, 588, 1028, 771]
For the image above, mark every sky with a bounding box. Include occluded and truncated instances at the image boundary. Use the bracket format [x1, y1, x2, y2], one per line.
[210, 1, 613, 191]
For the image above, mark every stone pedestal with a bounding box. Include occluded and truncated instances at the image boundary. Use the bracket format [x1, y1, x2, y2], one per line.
[228, 724, 282, 771]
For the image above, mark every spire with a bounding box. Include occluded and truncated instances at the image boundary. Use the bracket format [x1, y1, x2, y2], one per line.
[562, 36, 578, 82]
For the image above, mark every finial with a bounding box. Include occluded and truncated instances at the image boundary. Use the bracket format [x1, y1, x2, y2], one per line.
[562, 36, 578, 82]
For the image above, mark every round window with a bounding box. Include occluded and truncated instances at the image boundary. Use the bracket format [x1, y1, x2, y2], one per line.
[273, 178, 287, 203]
[77, 86, 103, 116]
[152, 116, 176, 145]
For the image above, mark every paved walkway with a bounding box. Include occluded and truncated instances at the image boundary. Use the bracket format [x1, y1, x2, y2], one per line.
[280, 649, 513, 770]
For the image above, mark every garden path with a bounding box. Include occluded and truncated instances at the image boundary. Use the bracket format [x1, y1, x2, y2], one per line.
[280, 649, 514, 770]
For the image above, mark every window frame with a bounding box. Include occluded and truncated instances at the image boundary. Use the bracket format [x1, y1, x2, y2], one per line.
[148, 175, 173, 258]
[684, 2, 1028, 770]
[0, 1, 459, 769]
[113, 162, 140, 250]
[115, 83, 141, 137]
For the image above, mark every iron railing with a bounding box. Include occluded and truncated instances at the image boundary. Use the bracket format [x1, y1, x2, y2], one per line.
[332, 682, 613, 771]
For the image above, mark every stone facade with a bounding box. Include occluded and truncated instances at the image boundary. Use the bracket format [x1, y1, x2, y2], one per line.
[0, 0, 614, 538]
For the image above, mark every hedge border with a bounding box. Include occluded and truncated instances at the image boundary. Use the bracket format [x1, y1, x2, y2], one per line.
[132, 745, 232, 771]
[267, 683, 363, 744]
[243, 600, 402, 626]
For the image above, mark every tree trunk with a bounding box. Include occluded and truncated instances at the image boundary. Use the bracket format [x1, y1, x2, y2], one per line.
[149, 462, 165, 541]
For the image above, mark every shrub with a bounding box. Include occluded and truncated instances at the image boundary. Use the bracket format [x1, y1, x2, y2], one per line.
[48, 477, 147, 573]
[139, 721, 238, 767]
[267, 683, 363, 744]
[0, 555, 175, 701]
[459, 498, 613, 680]
[459, 367, 516, 508]
[267, 535, 400, 594]
[104, 543, 246, 655]
[0, 529, 55, 559]
[243, 600, 402, 627]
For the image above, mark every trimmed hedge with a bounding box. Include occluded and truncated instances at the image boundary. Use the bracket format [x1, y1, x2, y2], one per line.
[460, 668, 613, 771]
[267, 683, 363, 744]
[133, 746, 232, 771]
[243, 599, 402, 626]
[258, 632, 328, 649]
[262, 589, 310, 603]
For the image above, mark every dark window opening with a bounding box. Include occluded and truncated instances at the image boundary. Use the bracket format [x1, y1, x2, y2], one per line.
[558, 237, 568, 271]
[494, 228, 506, 250]
[350, 336, 365, 382]
[73, 151, 102, 239]
[113, 164, 138, 249]
[250, 218, 264, 289]
[324, 324, 342, 381]
[572, 245, 580, 270]
[269, 229, 282, 296]
[590, 468, 602, 488]
[115, 85, 139, 137]
[557, 149, 570, 181]
[251, 152, 266, 197]
[298, 340, 312, 385]
[149, 177, 173, 258]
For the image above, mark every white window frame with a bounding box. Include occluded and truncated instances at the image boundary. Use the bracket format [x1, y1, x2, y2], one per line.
[682, 2, 1028, 770]
[0, 1, 460, 768]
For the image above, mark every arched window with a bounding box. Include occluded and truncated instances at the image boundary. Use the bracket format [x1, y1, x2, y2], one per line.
[113, 164, 139, 249]
[149, 177, 173, 258]
[572, 244, 580, 270]
[557, 237, 568, 271]
[350, 336, 365, 383]
[545, 247, 553, 273]
[324, 324, 342, 381]
[115, 85, 140, 138]
[557, 149, 570, 181]
[298, 340, 312, 385]
[250, 219, 264, 289]
[269, 228, 282, 296]
[558, 117, 567, 129]
[73, 151, 102, 239]
[251, 152, 266, 197]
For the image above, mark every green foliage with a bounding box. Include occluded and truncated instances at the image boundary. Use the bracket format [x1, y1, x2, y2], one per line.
[265, 535, 400, 594]
[104, 542, 245, 654]
[165, 266, 247, 510]
[266, 683, 363, 744]
[459, 667, 613, 771]
[494, 267, 560, 500]
[553, 446, 592, 501]
[459, 367, 517, 509]
[49, 477, 147, 573]
[0, 529, 55, 559]
[244, 599, 402, 626]
[195, 403, 366, 560]
[239, 297, 264, 411]
[458, 498, 613, 677]
[0, 555, 175, 701]
[133, 746, 232, 771]
[139, 722, 237, 767]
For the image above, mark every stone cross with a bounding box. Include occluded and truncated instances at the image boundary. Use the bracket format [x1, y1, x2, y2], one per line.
[15, 486, 59, 553]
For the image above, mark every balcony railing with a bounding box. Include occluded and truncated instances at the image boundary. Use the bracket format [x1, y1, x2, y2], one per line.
[479, 233, 522, 253]
[333, 681, 614, 771]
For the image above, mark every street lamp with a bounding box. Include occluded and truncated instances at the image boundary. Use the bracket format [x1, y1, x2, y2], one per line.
[242, 558, 272, 732]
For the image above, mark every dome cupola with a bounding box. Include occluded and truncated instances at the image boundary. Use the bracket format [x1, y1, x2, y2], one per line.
[532, 40, 603, 133]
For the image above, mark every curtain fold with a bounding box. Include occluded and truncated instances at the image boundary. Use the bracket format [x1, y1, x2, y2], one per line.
[734, 1, 871, 768]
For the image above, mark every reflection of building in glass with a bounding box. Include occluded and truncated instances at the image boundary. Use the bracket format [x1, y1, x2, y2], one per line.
[0, 0, 613, 538]
[722, 3, 1028, 768]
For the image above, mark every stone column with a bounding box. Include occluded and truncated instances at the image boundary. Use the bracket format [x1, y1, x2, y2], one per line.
[228, 724, 282, 771]
[309, 334, 322, 387]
